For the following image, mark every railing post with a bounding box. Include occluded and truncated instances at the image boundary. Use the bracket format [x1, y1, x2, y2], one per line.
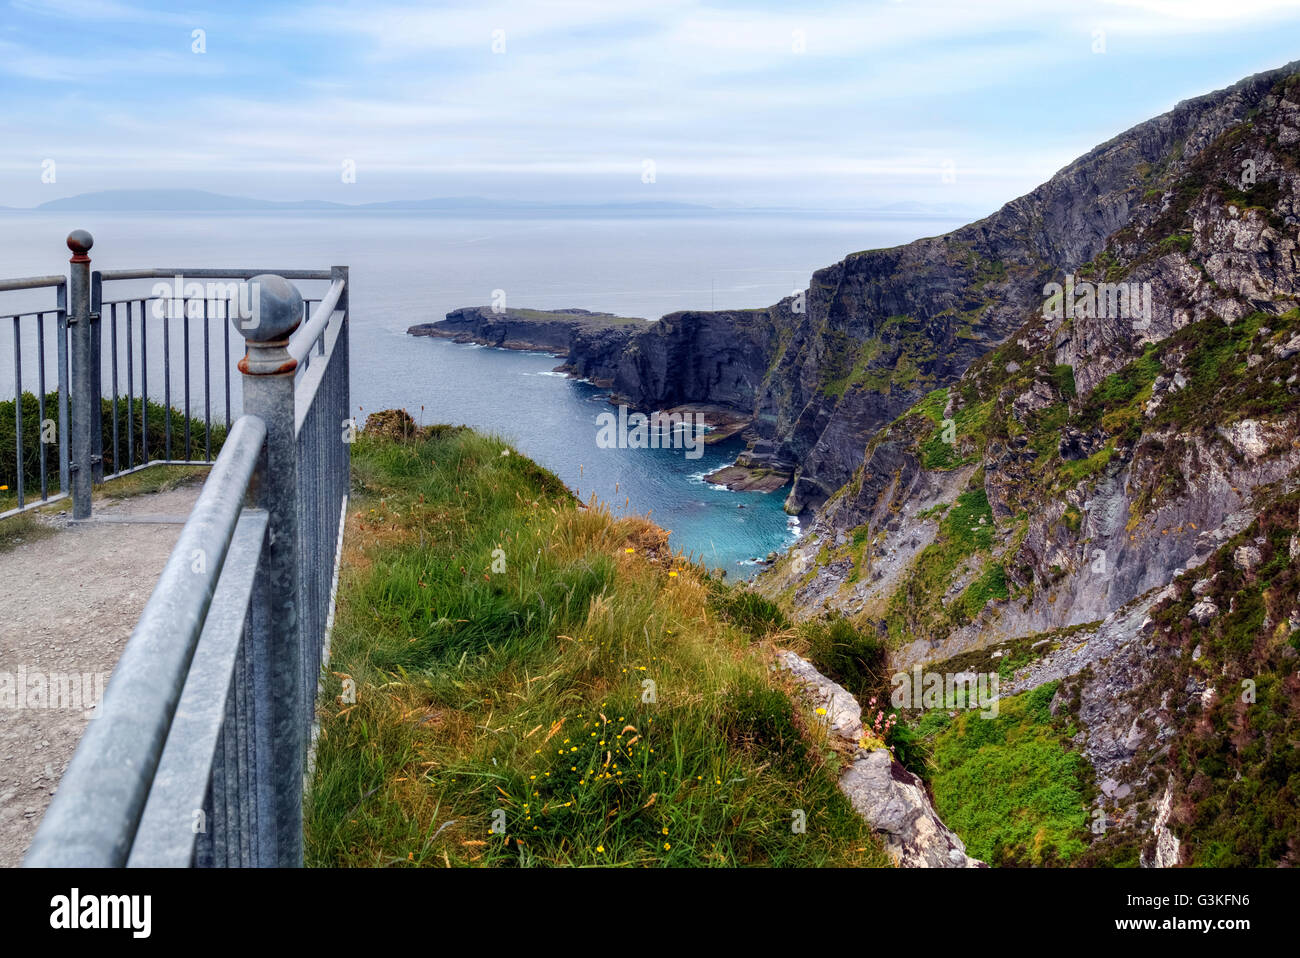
[232, 274, 305, 866]
[67, 230, 94, 519]
[90, 270, 105, 482]
[56, 280, 70, 496]
[331, 265, 348, 315]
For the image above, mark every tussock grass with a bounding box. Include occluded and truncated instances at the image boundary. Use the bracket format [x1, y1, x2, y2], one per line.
[305, 422, 889, 867]
[0, 510, 55, 553]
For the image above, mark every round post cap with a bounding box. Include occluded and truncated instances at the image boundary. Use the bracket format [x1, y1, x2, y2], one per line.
[231, 273, 303, 343]
[66, 230, 94, 260]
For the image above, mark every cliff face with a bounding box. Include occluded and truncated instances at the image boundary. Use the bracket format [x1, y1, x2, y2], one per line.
[560, 307, 786, 409]
[562, 61, 1300, 516]
[752, 63, 1300, 866]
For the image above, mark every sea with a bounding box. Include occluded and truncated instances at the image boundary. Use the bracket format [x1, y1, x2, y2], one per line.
[0, 209, 964, 576]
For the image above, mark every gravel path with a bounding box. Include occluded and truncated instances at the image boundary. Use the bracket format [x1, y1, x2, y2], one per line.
[0, 482, 203, 867]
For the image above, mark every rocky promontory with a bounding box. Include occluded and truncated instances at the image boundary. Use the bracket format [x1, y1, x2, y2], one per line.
[408, 306, 647, 359]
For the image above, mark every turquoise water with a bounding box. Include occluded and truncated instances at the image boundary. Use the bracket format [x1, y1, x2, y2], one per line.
[403, 336, 800, 575]
[0, 210, 964, 575]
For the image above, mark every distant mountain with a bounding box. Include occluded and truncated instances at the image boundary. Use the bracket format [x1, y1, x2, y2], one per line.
[33, 190, 347, 212]
[24, 189, 713, 213]
[11, 189, 985, 216]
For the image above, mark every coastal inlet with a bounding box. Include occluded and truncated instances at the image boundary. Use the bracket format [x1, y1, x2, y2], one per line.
[406, 307, 800, 575]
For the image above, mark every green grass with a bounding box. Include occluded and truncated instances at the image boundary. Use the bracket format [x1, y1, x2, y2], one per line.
[0, 510, 55, 554]
[882, 482, 996, 646]
[705, 580, 789, 638]
[95, 464, 210, 500]
[951, 562, 1009, 625]
[304, 421, 890, 867]
[924, 681, 1091, 866]
[1051, 364, 1077, 399]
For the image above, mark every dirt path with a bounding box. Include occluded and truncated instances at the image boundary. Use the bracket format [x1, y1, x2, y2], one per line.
[0, 482, 203, 867]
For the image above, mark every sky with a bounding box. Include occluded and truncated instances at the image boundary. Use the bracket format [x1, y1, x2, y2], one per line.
[1, 0, 1299, 212]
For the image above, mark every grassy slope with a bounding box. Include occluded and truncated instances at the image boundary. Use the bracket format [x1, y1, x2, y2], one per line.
[306, 423, 889, 867]
[918, 683, 1092, 866]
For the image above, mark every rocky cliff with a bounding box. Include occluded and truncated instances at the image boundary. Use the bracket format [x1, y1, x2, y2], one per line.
[562, 61, 1300, 519]
[751, 61, 1300, 866]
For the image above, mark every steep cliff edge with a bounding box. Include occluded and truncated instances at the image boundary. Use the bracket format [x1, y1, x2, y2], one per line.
[752, 63, 1300, 866]
[561, 60, 1300, 518]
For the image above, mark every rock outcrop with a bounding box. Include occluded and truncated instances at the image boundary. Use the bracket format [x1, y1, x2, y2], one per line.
[778, 651, 984, 868]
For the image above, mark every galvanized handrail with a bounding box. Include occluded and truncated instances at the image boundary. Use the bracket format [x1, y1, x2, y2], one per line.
[97, 268, 334, 282]
[14, 234, 351, 868]
[23, 414, 268, 866]
[289, 277, 345, 366]
[0, 275, 66, 292]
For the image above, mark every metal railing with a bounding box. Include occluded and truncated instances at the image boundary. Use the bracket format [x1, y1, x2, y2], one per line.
[91, 266, 336, 482]
[19, 233, 351, 867]
[1, 231, 339, 521]
[0, 274, 69, 518]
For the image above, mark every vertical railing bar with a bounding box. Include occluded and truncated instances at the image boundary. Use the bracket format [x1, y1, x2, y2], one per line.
[195, 783, 214, 867]
[90, 271, 104, 484]
[110, 303, 118, 474]
[14, 315, 24, 510]
[56, 284, 69, 496]
[224, 306, 231, 431]
[184, 308, 191, 461]
[37, 312, 47, 501]
[236, 636, 252, 867]
[221, 679, 238, 866]
[141, 300, 149, 466]
[204, 298, 212, 463]
[240, 624, 257, 866]
[164, 302, 172, 462]
[210, 725, 228, 868]
[125, 300, 134, 469]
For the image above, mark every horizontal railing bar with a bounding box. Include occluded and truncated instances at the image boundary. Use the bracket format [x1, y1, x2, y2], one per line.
[0, 275, 66, 292]
[98, 268, 334, 282]
[288, 280, 345, 366]
[23, 414, 268, 867]
[0, 491, 68, 522]
[127, 507, 269, 868]
[0, 462, 214, 523]
[0, 309, 66, 320]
